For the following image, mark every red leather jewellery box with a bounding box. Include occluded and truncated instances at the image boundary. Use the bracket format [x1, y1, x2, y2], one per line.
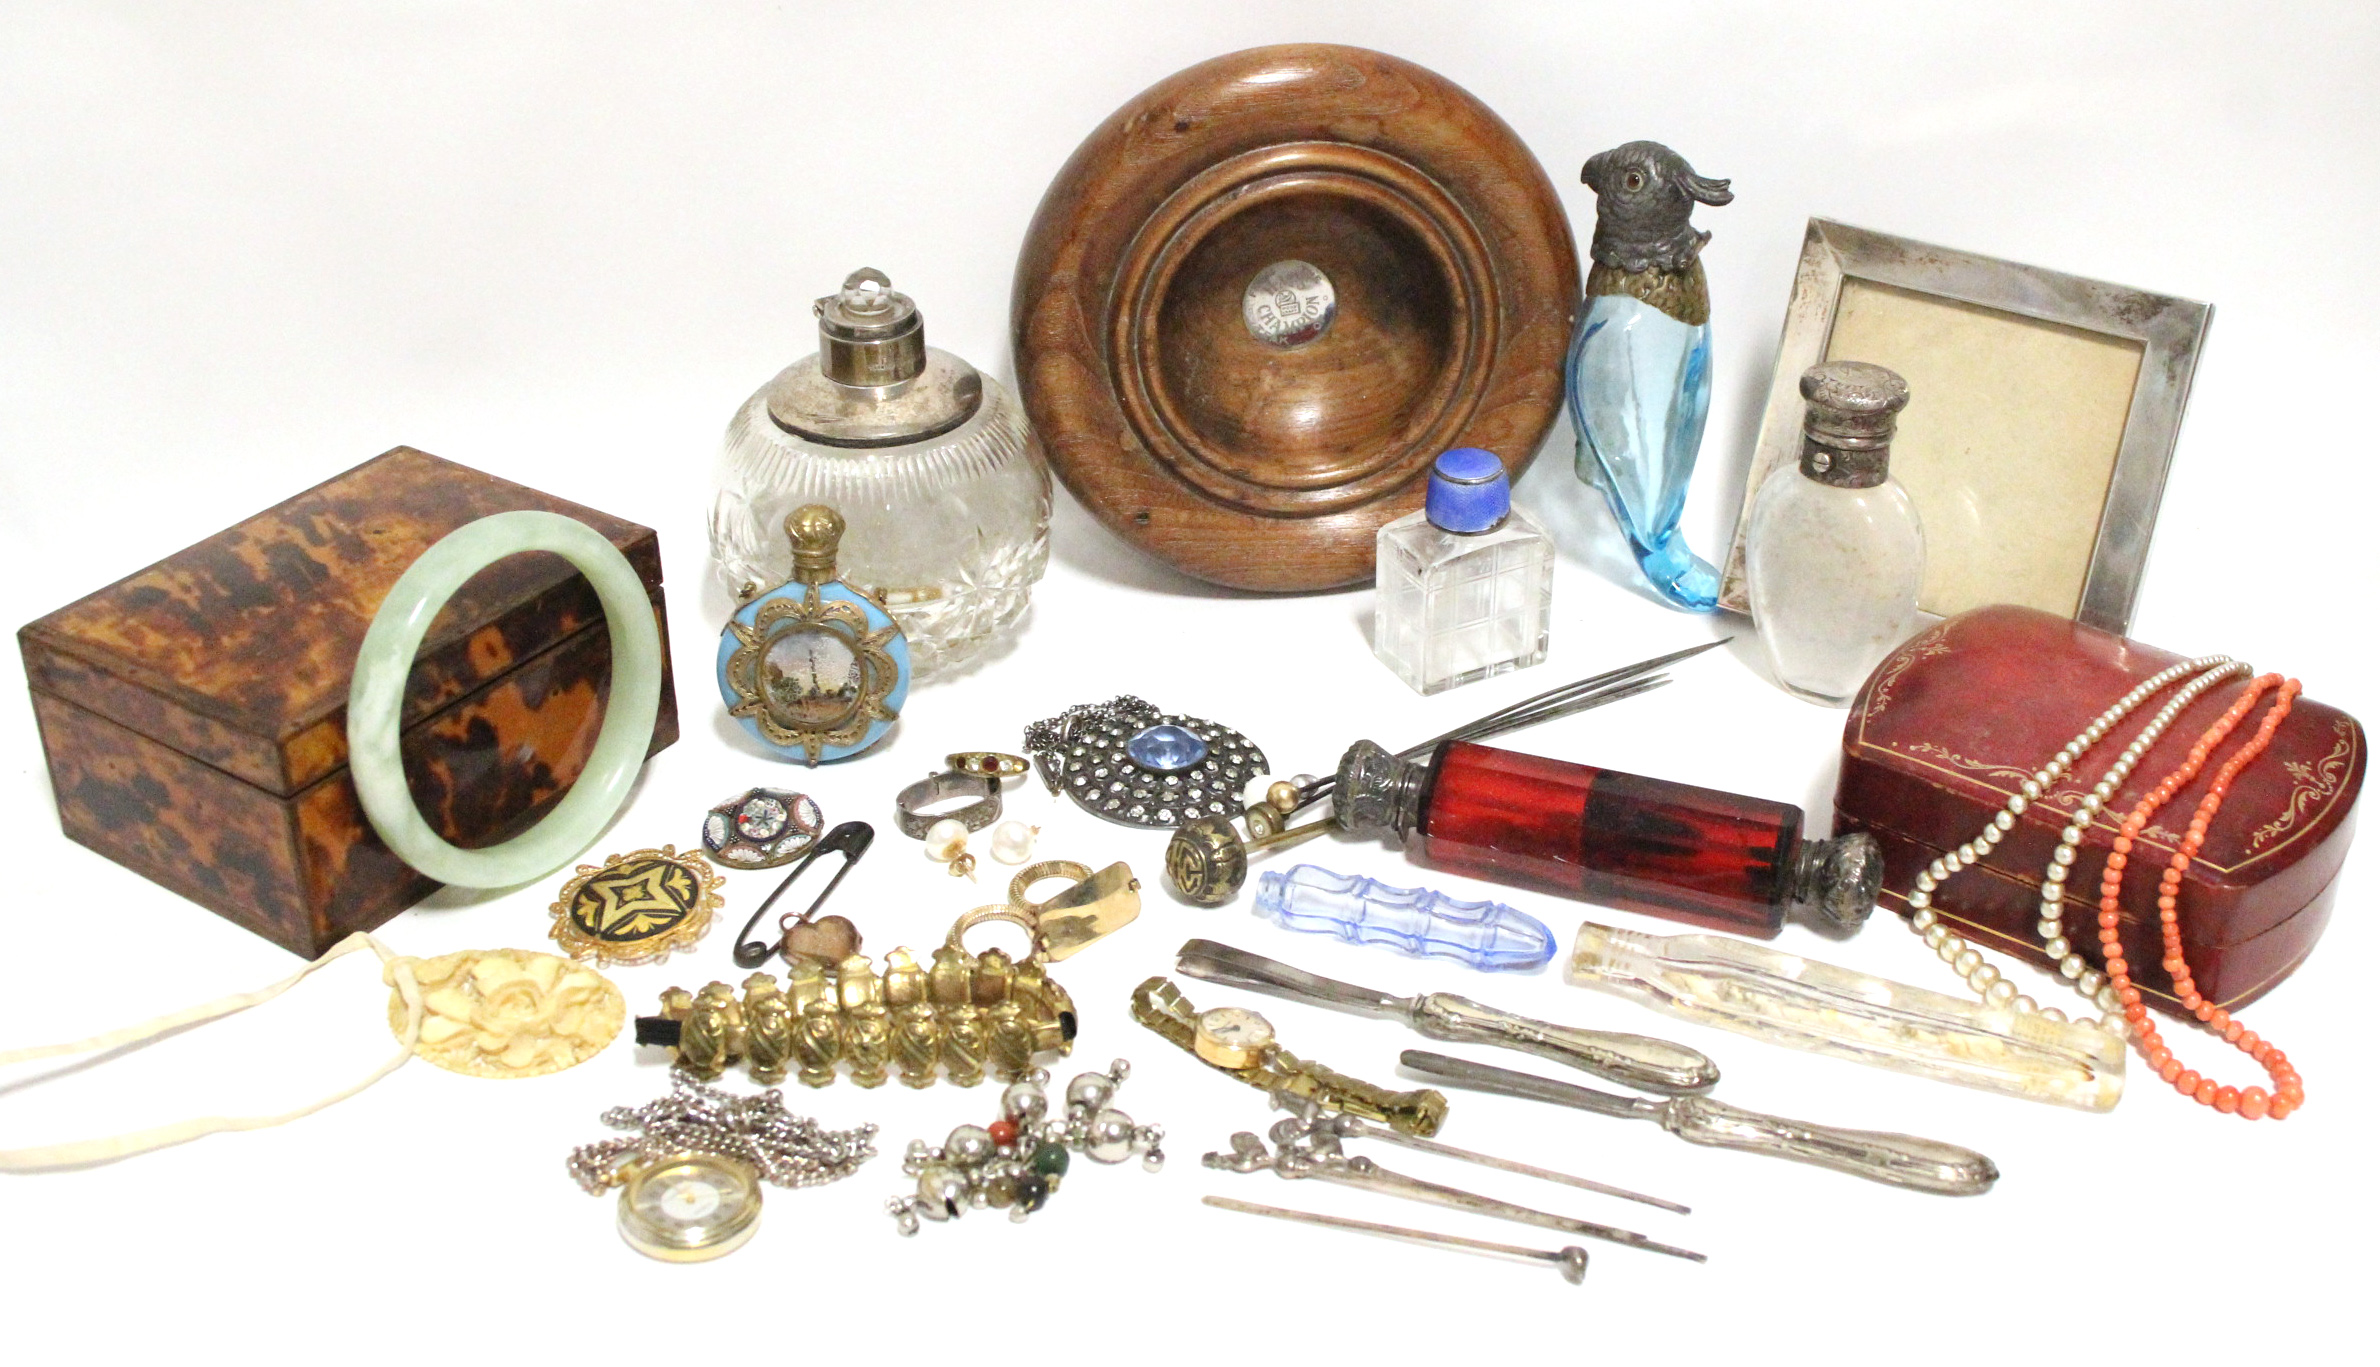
[1834, 605, 2361, 1016]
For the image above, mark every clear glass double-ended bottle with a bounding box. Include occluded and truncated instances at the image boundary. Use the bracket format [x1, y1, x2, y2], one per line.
[1567, 921, 2127, 1111]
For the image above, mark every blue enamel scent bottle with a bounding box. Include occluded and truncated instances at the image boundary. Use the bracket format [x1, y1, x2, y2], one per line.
[1564, 141, 1733, 611]
[717, 504, 910, 765]
[1374, 448, 1553, 695]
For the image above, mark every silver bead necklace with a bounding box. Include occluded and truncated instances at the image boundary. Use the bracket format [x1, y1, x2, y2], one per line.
[1901, 655, 2245, 1037]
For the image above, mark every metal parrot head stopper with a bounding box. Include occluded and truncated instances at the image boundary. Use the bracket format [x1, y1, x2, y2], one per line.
[1581, 141, 1733, 274]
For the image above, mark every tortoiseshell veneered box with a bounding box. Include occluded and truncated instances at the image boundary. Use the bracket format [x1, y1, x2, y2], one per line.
[1836, 605, 2360, 1017]
[18, 447, 679, 956]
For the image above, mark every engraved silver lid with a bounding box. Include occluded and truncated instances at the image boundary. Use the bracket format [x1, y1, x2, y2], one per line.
[1797, 361, 1909, 489]
[1332, 740, 1429, 842]
[816, 268, 924, 385]
[1782, 830, 1882, 931]
[766, 268, 983, 449]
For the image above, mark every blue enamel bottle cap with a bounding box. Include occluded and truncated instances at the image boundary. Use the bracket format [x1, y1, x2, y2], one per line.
[1424, 447, 1511, 533]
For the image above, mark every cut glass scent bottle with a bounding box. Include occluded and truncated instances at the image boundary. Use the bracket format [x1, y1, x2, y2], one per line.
[1373, 448, 1553, 696]
[711, 268, 1050, 679]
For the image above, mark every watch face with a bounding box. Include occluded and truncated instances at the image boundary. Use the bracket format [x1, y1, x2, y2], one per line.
[651, 1172, 724, 1222]
[1193, 1006, 1275, 1067]
[618, 1153, 762, 1262]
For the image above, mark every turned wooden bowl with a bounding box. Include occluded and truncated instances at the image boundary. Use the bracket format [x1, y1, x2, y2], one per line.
[1013, 44, 1580, 592]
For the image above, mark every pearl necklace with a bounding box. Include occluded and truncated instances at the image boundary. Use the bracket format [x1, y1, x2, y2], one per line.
[1899, 655, 2246, 1035]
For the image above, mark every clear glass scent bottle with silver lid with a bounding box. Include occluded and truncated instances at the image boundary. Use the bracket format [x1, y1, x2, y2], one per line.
[1744, 361, 1926, 705]
[710, 268, 1051, 679]
[1374, 447, 1554, 695]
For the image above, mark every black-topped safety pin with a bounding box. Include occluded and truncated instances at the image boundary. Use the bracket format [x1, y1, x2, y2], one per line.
[730, 820, 874, 968]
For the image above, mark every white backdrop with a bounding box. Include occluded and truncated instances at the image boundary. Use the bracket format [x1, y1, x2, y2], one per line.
[2, 4, 2373, 1362]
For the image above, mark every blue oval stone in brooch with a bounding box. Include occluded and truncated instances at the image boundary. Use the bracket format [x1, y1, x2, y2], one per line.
[1023, 697, 1265, 829]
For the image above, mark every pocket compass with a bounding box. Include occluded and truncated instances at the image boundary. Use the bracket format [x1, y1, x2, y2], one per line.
[1023, 695, 1267, 829]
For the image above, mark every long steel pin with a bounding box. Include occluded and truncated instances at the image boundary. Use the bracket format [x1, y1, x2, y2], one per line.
[1305, 637, 1725, 802]
[1328, 1115, 1691, 1215]
[1415, 675, 1672, 757]
[1407, 637, 1729, 755]
[1304, 676, 1668, 804]
[1303, 676, 1670, 804]
[1320, 1159, 1708, 1262]
[1202, 1195, 1591, 1285]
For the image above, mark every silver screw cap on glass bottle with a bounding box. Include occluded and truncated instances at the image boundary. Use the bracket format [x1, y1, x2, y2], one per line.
[815, 269, 925, 386]
[1796, 361, 1909, 488]
[712, 268, 1051, 678]
[764, 270, 984, 449]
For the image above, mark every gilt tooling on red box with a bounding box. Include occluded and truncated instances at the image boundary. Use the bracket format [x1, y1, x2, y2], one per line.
[1836, 605, 2361, 1015]
[18, 447, 680, 956]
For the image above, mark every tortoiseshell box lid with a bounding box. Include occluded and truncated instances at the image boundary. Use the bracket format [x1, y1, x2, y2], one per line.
[18, 446, 680, 955]
[1835, 605, 2360, 1015]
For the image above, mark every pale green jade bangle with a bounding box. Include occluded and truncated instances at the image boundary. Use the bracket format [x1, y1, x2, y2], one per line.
[346, 510, 664, 888]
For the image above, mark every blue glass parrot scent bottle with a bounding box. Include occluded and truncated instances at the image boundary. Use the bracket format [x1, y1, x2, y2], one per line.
[1565, 141, 1733, 611]
[717, 504, 911, 766]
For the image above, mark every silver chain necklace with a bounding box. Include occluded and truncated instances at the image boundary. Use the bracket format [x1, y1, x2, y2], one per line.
[1022, 695, 1157, 784]
[567, 1072, 878, 1192]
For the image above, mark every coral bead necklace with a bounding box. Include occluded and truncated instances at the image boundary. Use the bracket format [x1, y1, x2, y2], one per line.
[1904, 656, 2244, 1033]
[1902, 652, 2306, 1120]
[2099, 673, 2305, 1119]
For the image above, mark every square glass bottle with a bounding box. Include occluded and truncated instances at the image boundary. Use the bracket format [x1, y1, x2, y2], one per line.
[1374, 448, 1553, 694]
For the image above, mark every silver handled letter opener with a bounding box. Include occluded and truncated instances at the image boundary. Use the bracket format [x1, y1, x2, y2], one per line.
[1399, 1050, 2000, 1197]
[1176, 939, 1719, 1095]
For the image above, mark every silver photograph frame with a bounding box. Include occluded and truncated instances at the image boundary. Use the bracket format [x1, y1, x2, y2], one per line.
[1716, 218, 2212, 634]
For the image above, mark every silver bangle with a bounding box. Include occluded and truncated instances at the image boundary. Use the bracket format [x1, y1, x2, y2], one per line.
[894, 770, 1001, 839]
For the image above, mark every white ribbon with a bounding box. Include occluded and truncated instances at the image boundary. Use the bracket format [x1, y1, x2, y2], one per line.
[0, 932, 423, 1172]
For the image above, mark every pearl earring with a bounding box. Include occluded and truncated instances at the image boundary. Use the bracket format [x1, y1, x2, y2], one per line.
[924, 818, 976, 879]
